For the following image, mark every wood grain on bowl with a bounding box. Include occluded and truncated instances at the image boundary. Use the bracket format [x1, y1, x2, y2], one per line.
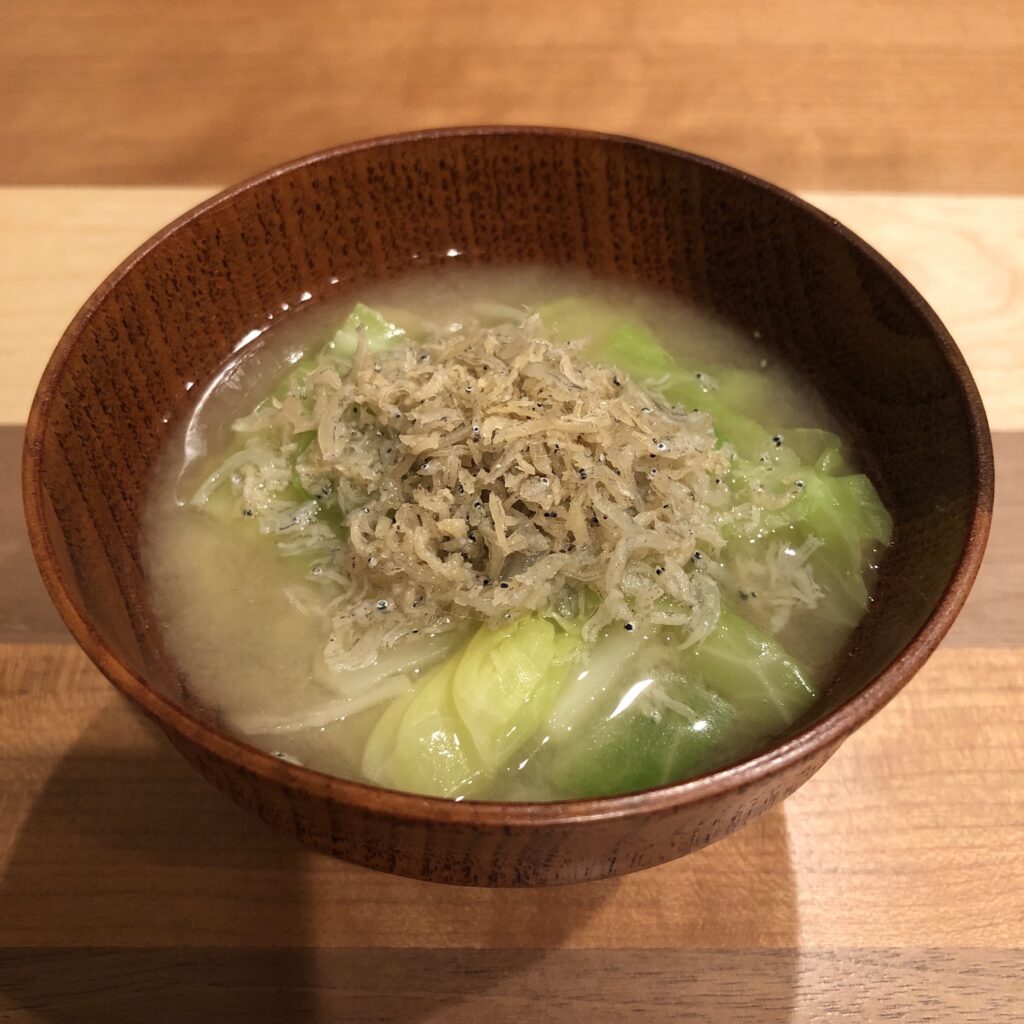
[22, 130, 993, 885]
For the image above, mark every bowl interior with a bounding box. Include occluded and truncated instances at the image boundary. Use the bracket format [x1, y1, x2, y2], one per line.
[26, 130, 989, 771]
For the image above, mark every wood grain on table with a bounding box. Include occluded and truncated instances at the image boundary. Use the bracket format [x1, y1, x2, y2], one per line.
[4, 1, 1024, 193]
[1, 188, 1022, 1022]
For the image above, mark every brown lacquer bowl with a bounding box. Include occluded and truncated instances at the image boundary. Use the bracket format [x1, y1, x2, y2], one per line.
[23, 129, 993, 886]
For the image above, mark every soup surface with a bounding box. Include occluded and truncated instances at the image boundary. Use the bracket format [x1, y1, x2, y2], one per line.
[144, 265, 891, 801]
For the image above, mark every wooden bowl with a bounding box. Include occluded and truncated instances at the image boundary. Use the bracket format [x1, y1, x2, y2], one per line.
[23, 128, 993, 886]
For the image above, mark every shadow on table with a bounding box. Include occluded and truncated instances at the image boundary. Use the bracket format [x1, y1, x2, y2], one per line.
[311, 805, 804, 1023]
[0, 700, 800, 1023]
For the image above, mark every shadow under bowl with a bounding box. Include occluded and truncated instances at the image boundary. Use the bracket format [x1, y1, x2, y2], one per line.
[23, 128, 993, 886]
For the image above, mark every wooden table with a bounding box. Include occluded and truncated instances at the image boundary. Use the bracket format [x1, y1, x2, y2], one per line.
[4, 1, 1024, 194]
[1, 186, 1021, 1022]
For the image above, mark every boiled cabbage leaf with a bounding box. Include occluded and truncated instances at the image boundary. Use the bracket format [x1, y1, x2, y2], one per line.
[329, 302, 407, 358]
[546, 611, 816, 797]
[549, 680, 739, 799]
[362, 614, 582, 797]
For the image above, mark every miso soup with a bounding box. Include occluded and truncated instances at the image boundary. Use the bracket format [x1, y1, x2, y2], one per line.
[144, 265, 891, 801]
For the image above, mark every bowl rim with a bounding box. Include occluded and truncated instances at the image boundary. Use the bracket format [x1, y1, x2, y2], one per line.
[22, 125, 995, 828]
